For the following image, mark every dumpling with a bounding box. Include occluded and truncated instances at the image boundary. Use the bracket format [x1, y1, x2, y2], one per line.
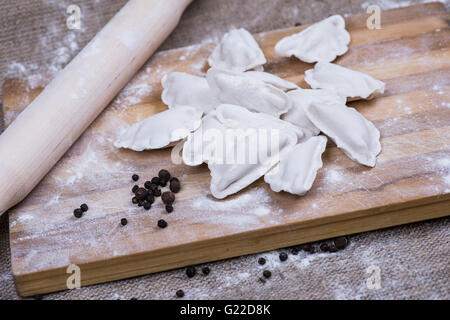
[114, 106, 202, 151]
[161, 72, 219, 113]
[264, 136, 327, 195]
[205, 105, 299, 199]
[275, 15, 350, 63]
[183, 104, 304, 167]
[282, 88, 345, 138]
[304, 102, 381, 167]
[206, 68, 291, 117]
[208, 28, 266, 72]
[304, 62, 386, 100]
[244, 71, 299, 91]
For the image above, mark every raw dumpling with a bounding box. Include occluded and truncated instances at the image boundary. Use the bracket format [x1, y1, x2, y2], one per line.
[282, 89, 345, 138]
[264, 135, 327, 195]
[183, 104, 303, 167]
[275, 15, 350, 63]
[206, 68, 291, 117]
[206, 105, 299, 199]
[304, 62, 386, 100]
[161, 72, 219, 113]
[244, 71, 299, 91]
[115, 106, 202, 151]
[208, 28, 266, 72]
[304, 102, 381, 167]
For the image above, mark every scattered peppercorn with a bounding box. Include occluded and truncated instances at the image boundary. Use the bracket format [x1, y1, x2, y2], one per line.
[328, 244, 338, 253]
[161, 191, 175, 205]
[157, 219, 167, 228]
[144, 181, 152, 189]
[258, 257, 266, 265]
[74, 208, 83, 218]
[151, 177, 161, 185]
[170, 179, 181, 193]
[320, 242, 329, 252]
[149, 183, 158, 190]
[176, 290, 184, 298]
[279, 252, 288, 262]
[143, 201, 151, 210]
[132, 185, 139, 193]
[159, 169, 171, 182]
[295, 22, 302, 26]
[263, 270, 272, 278]
[132, 174, 139, 181]
[121, 218, 128, 226]
[153, 188, 162, 197]
[165, 205, 173, 213]
[202, 267, 210, 276]
[33, 294, 43, 300]
[132, 197, 138, 204]
[291, 247, 300, 255]
[159, 179, 167, 187]
[80, 203, 88, 212]
[138, 200, 144, 207]
[135, 187, 148, 200]
[334, 237, 349, 250]
[146, 194, 155, 204]
[186, 266, 196, 278]
[302, 243, 314, 253]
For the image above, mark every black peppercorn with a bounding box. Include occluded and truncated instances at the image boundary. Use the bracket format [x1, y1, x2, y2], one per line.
[176, 290, 184, 298]
[157, 219, 167, 228]
[161, 191, 175, 205]
[143, 201, 151, 210]
[138, 200, 144, 207]
[328, 244, 338, 253]
[153, 188, 161, 197]
[170, 179, 181, 193]
[291, 247, 300, 255]
[132, 197, 138, 204]
[333, 237, 349, 250]
[159, 169, 171, 182]
[132, 174, 139, 181]
[151, 177, 161, 185]
[279, 252, 288, 262]
[74, 208, 83, 218]
[80, 203, 88, 212]
[186, 266, 196, 278]
[159, 179, 167, 187]
[258, 257, 266, 265]
[121, 218, 128, 226]
[170, 177, 179, 183]
[320, 242, 329, 252]
[149, 183, 158, 190]
[135, 187, 148, 200]
[144, 181, 152, 189]
[165, 205, 173, 213]
[201, 267, 210, 276]
[146, 194, 155, 204]
[263, 270, 271, 278]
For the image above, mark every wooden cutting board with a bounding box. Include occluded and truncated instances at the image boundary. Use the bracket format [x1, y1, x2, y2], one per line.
[3, 2, 449, 296]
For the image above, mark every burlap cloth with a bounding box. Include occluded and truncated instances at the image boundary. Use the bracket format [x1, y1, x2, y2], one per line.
[0, 0, 448, 300]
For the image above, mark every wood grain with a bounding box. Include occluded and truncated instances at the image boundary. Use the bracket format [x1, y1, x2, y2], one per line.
[2, 2, 450, 296]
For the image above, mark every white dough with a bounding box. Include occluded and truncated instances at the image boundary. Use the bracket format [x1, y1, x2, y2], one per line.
[207, 105, 299, 199]
[161, 72, 219, 113]
[283, 89, 345, 139]
[114, 106, 202, 151]
[244, 71, 299, 91]
[304, 62, 386, 100]
[208, 28, 266, 72]
[275, 15, 350, 63]
[304, 102, 381, 167]
[206, 68, 291, 117]
[264, 135, 327, 195]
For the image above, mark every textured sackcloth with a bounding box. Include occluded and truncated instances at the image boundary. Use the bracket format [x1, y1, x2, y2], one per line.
[0, 0, 449, 300]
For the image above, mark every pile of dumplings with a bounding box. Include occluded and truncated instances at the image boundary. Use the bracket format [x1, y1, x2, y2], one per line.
[115, 15, 385, 199]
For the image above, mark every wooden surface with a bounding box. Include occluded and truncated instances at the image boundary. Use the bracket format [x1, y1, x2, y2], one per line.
[2, 2, 449, 296]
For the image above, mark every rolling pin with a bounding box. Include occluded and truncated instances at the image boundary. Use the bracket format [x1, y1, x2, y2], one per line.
[0, 0, 193, 216]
